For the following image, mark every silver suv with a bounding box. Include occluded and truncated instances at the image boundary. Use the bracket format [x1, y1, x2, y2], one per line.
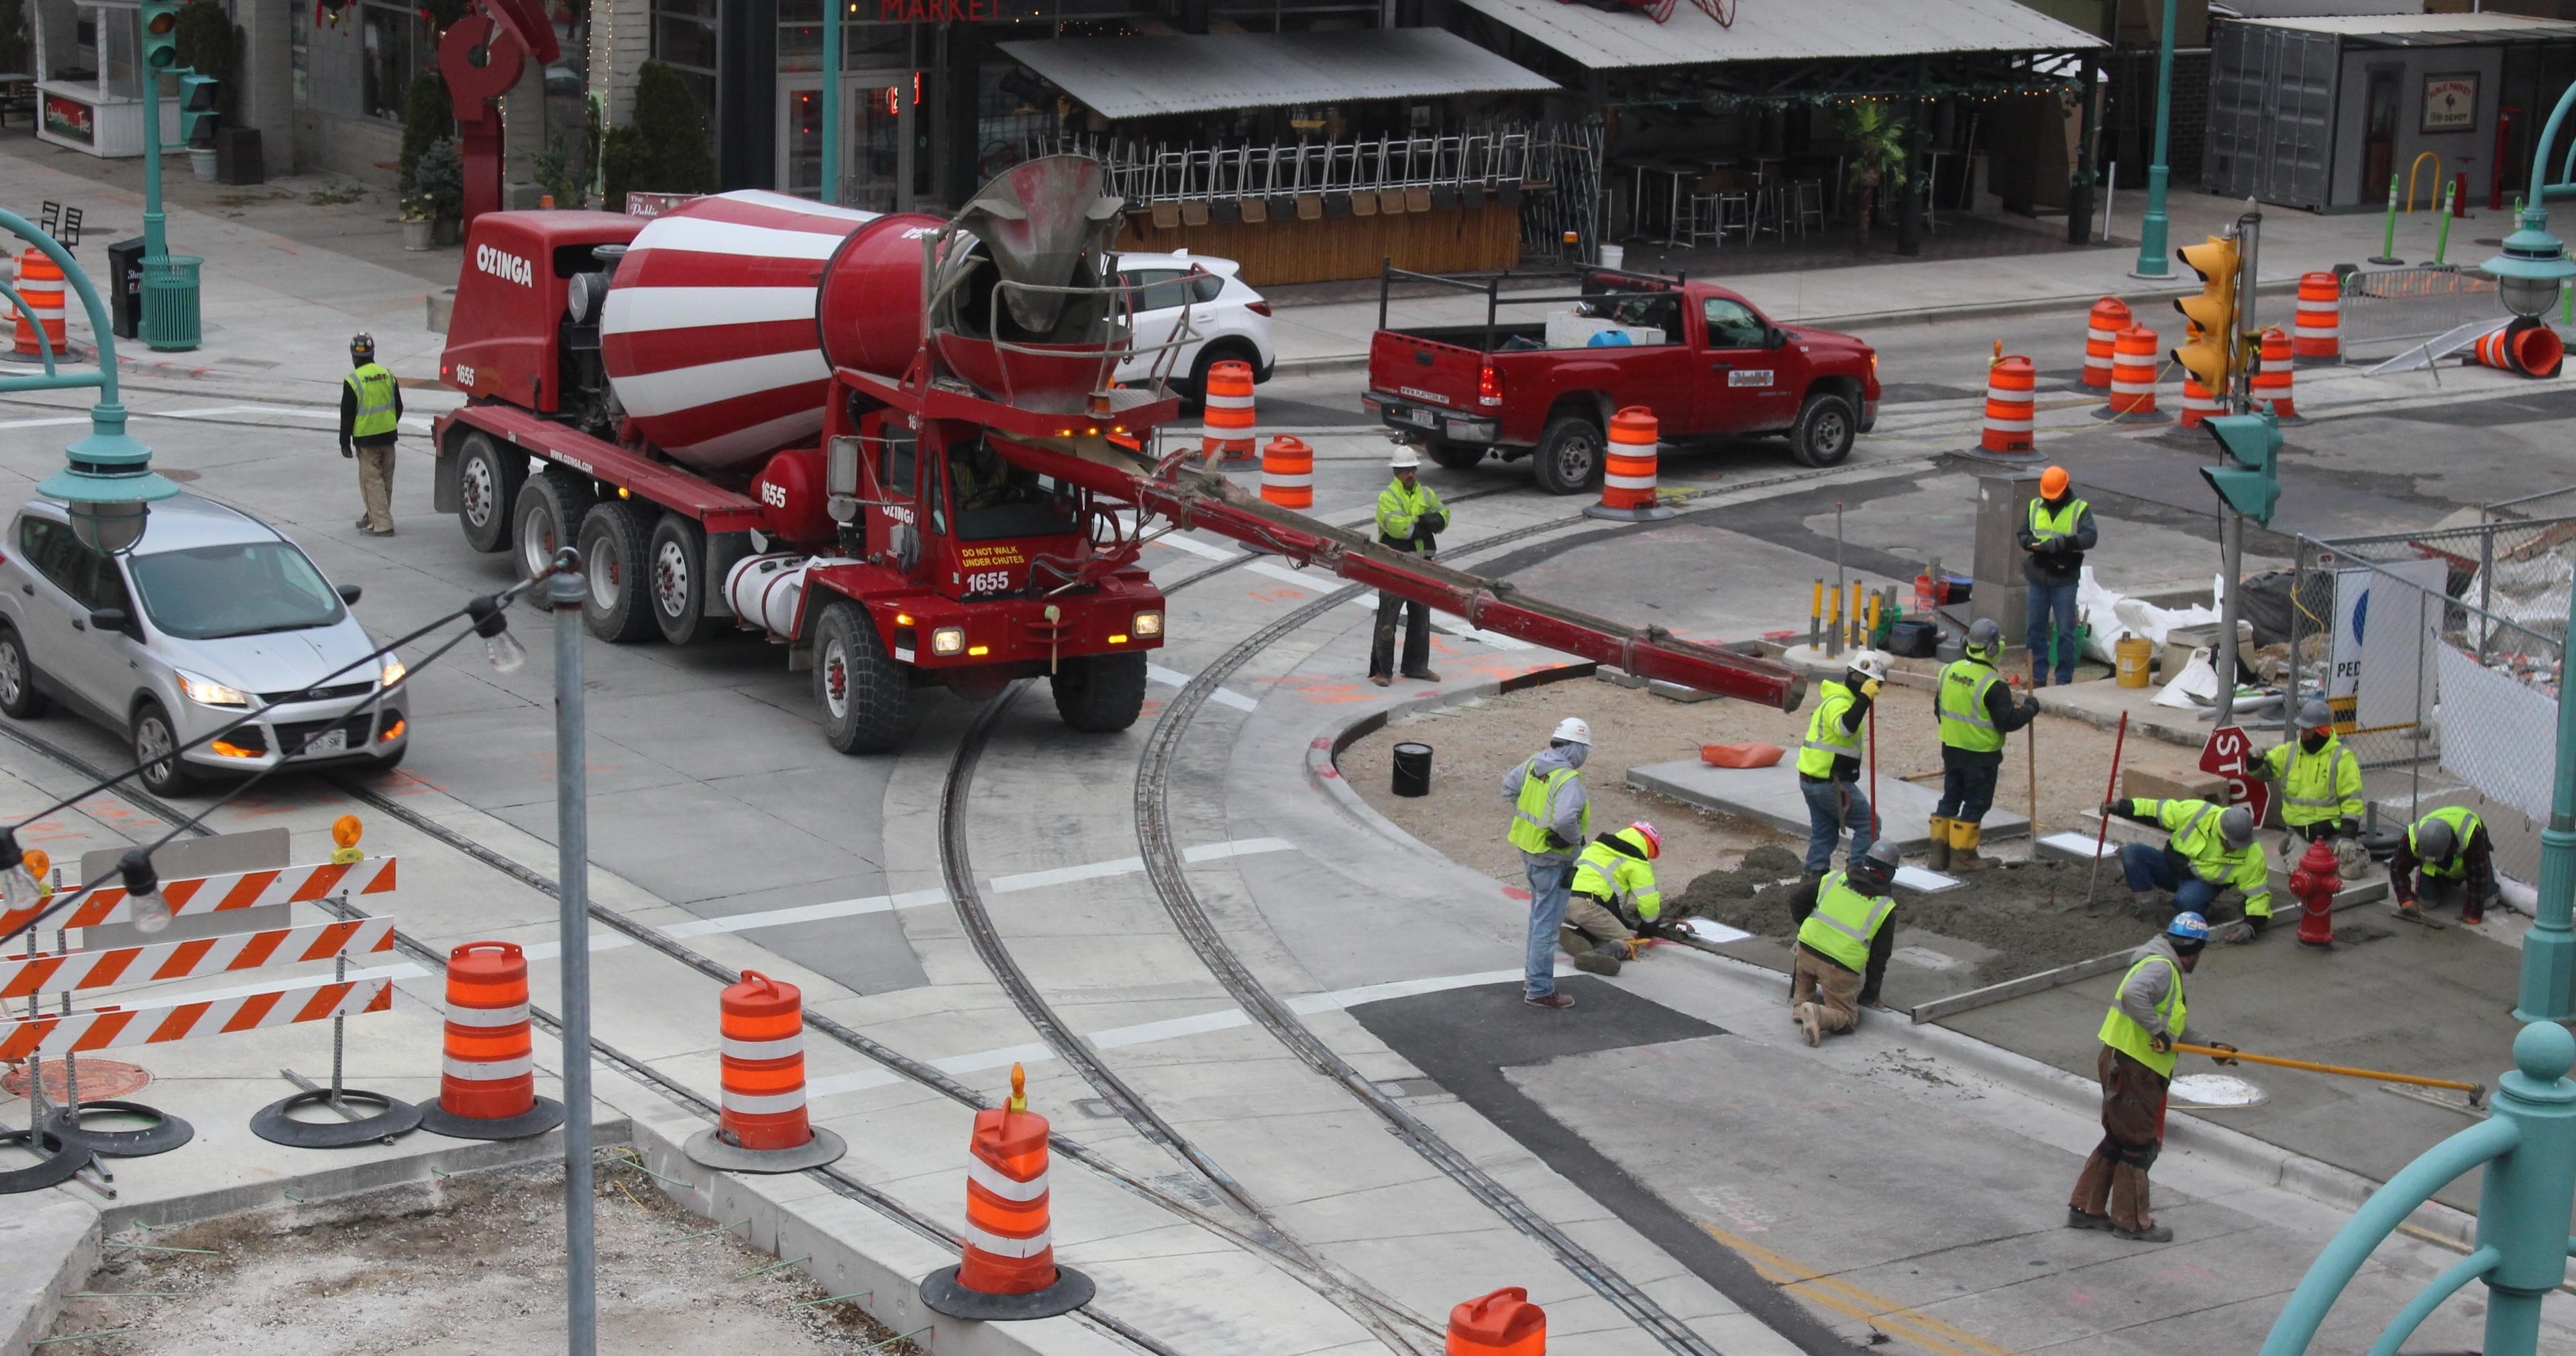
[0, 494, 409, 794]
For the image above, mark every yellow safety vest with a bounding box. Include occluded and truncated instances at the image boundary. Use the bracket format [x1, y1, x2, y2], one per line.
[2153, 798, 2273, 919]
[2410, 806, 2481, 880]
[1376, 478, 1444, 551]
[2098, 952, 2186, 1078]
[1794, 870, 1894, 972]
[2265, 737, 2361, 829]
[346, 364, 398, 441]
[1507, 763, 1589, 855]
[1571, 828, 1662, 920]
[1796, 680, 1862, 778]
[1936, 658, 2004, 754]
[2027, 495, 2089, 545]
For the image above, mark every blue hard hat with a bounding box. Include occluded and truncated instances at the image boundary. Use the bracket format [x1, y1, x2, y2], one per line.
[2168, 911, 2211, 941]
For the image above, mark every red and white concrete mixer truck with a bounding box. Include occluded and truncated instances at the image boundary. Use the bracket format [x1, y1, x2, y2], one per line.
[431, 157, 1803, 753]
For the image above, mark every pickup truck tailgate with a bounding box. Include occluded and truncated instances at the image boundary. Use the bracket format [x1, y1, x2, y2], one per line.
[1366, 330, 1497, 443]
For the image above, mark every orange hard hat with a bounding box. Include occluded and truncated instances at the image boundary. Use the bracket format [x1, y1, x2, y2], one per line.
[2040, 466, 2070, 498]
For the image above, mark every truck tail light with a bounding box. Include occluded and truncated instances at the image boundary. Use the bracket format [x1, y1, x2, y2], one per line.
[1478, 363, 1503, 407]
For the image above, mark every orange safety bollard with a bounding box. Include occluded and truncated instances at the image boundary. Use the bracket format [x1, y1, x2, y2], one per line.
[682, 970, 848, 1172]
[2251, 327, 2296, 419]
[13, 250, 68, 360]
[2469, 321, 2567, 377]
[2178, 374, 2220, 429]
[1980, 355, 2036, 453]
[1199, 360, 1257, 462]
[2293, 272, 2341, 359]
[1260, 435, 1314, 509]
[2081, 297, 2131, 388]
[415, 941, 566, 1140]
[2106, 324, 2158, 414]
[1448, 1287, 1546, 1355]
[1584, 406, 1678, 521]
[919, 1063, 1097, 1319]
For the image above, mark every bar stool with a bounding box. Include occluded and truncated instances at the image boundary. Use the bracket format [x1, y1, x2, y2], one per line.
[1748, 182, 1784, 242]
[1790, 180, 1826, 237]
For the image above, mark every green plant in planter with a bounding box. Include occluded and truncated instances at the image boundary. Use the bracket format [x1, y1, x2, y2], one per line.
[398, 192, 435, 223]
[533, 132, 585, 209]
[399, 72, 453, 194]
[415, 138, 466, 221]
[600, 61, 714, 212]
[172, 0, 240, 119]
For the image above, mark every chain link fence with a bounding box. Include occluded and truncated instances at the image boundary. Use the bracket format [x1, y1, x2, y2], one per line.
[2277, 522, 2572, 883]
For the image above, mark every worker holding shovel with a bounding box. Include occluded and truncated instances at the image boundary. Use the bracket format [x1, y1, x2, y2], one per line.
[2068, 912, 2239, 1243]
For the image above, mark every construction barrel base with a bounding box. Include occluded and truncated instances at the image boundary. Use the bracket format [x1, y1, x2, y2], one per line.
[250, 1088, 425, 1149]
[417, 1094, 566, 1142]
[48, 1100, 195, 1158]
[682, 1123, 849, 1174]
[0, 1126, 88, 1196]
[1581, 500, 1676, 522]
[918, 1263, 1096, 1321]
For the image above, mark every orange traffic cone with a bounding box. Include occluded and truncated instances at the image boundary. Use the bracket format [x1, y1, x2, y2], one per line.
[2179, 375, 2220, 429]
[682, 971, 847, 1172]
[416, 942, 566, 1140]
[919, 1063, 1095, 1319]
[2081, 297, 2131, 388]
[1449, 1288, 1546, 1354]
[2251, 327, 2296, 419]
[2469, 321, 2566, 377]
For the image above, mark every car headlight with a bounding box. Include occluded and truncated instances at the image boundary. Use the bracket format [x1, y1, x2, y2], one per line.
[930, 627, 965, 656]
[177, 670, 252, 708]
[1132, 611, 1163, 638]
[380, 658, 407, 688]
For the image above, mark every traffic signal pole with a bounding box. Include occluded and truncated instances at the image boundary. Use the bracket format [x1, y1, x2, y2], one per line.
[135, 0, 201, 350]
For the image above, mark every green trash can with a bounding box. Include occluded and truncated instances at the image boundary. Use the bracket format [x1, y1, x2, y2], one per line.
[140, 254, 202, 352]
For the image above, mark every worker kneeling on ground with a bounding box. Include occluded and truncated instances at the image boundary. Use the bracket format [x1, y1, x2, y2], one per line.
[2068, 912, 2237, 1243]
[1798, 649, 1885, 877]
[1930, 618, 2039, 873]
[1563, 821, 1668, 977]
[1786, 840, 1901, 1047]
[2103, 796, 2273, 944]
[2394, 806, 2495, 925]
[2249, 699, 2363, 855]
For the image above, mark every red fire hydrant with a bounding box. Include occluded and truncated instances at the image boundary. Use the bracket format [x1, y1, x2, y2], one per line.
[2290, 836, 2340, 948]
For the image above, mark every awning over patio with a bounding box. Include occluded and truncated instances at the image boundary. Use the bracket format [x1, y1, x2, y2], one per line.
[998, 29, 1558, 120]
[1448, 0, 2104, 71]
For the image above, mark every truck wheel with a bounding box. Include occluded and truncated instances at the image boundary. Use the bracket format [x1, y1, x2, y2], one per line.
[1051, 651, 1148, 733]
[1791, 391, 1858, 468]
[647, 513, 727, 646]
[1426, 440, 1487, 471]
[515, 472, 595, 599]
[813, 600, 909, 753]
[1533, 414, 1605, 495]
[454, 432, 527, 554]
[576, 501, 658, 643]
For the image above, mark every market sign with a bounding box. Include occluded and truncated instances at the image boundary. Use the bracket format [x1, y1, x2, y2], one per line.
[879, 0, 999, 19]
[2422, 73, 2477, 134]
[43, 95, 93, 147]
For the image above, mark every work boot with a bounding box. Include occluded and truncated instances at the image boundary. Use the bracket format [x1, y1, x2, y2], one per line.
[1401, 668, 1442, 683]
[1572, 944, 1624, 977]
[1925, 817, 1953, 872]
[1524, 992, 1574, 1010]
[1796, 1002, 1823, 1047]
[2065, 1206, 2111, 1231]
[1370, 674, 1391, 687]
[1949, 820, 1993, 873]
[2464, 902, 2486, 925]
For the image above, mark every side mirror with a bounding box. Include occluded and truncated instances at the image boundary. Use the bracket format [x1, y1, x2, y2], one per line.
[88, 607, 130, 633]
[337, 584, 363, 605]
[1767, 327, 1789, 350]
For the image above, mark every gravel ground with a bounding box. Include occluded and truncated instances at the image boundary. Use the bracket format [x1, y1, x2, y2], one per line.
[41, 1159, 922, 1355]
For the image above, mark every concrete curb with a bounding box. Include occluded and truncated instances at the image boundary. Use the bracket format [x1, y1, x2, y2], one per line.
[2, 1196, 100, 1356]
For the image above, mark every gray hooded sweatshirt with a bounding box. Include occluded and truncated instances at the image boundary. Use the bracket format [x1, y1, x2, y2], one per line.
[1500, 743, 1589, 864]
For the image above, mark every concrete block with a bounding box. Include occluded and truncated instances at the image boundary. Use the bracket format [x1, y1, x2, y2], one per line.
[2122, 766, 2230, 803]
[1648, 679, 1716, 704]
[1, 1195, 98, 1356]
[427, 288, 454, 334]
[2035, 831, 2118, 863]
[1625, 759, 2027, 853]
[1592, 667, 1648, 689]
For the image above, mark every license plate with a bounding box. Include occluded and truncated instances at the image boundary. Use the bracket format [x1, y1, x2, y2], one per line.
[1398, 407, 1435, 428]
[303, 728, 348, 755]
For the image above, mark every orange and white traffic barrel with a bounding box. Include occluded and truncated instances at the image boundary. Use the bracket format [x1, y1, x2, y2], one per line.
[2251, 327, 2296, 419]
[416, 941, 566, 1140]
[1449, 1287, 1547, 1355]
[1260, 435, 1313, 510]
[1980, 356, 2036, 453]
[1584, 406, 1678, 521]
[683, 970, 847, 1171]
[2293, 272, 2341, 360]
[2179, 374, 2220, 429]
[2107, 324, 2158, 415]
[2081, 297, 2131, 389]
[920, 1063, 1096, 1318]
[1199, 360, 1256, 462]
[13, 250, 68, 360]
[2469, 321, 2567, 376]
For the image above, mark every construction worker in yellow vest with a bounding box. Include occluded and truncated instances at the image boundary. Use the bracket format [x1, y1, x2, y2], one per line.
[1797, 649, 1884, 877]
[1503, 717, 1593, 1010]
[2250, 698, 2364, 847]
[2068, 912, 2237, 1241]
[1786, 839, 1900, 1046]
[339, 333, 404, 537]
[1930, 617, 2039, 872]
[2016, 466, 2098, 687]
[2103, 796, 2274, 944]
[1370, 448, 1446, 686]
[1562, 821, 1666, 977]
[2392, 806, 2494, 925]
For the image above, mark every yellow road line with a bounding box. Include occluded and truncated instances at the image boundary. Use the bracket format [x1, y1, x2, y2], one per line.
[1699, 1221, 2022, 1356]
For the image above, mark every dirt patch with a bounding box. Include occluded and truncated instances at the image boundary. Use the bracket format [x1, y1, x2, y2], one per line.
[42, 1158, 921, 1355]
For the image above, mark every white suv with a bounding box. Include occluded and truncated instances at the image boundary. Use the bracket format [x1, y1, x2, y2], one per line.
[1112, 250, 1275, 404]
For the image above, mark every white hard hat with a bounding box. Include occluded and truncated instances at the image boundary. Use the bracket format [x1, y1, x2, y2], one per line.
[1552, 717, 1593, 746]
[1849, 650, 1888, 683]
[1390, 448, 1421, 470]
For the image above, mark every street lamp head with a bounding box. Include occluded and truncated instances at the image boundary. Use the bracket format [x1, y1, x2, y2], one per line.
[38, 400, 180, 552]
[2482, 204, 2576, 320]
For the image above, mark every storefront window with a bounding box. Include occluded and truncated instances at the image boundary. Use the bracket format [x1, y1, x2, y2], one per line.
[291, 3, 309, 107]
[361, 1, 423, 120]
[651, 0, 718, 114]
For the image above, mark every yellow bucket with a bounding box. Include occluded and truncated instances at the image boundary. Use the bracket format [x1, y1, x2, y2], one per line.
[2116, 636, 2153, 688]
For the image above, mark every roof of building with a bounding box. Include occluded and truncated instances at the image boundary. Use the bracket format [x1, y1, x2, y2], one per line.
[998, 29, 1557, 119]
[2226, 11, 2576, 44]
[1446, 0, 2103, 72]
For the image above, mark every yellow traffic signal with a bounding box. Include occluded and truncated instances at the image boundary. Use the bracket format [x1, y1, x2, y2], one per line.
[2173, 233, 2241, 393]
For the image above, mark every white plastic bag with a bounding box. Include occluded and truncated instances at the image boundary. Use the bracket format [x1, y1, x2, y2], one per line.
[2153, 647, 2219, 708]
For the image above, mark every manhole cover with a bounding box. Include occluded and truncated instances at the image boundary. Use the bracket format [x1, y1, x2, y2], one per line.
[158, 468, 203, 482]
[2170, 1073, 2267, 1108]
[3, 1057, 154, 1102]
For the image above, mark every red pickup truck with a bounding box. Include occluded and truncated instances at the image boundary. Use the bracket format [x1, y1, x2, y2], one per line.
[1363, 267, 1881, 494]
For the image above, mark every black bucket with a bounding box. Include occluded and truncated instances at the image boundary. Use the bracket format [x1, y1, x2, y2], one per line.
[1392, 742, 1434, 797]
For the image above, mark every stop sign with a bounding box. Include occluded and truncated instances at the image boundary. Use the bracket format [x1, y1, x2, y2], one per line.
[2198, 725, 2273, 829]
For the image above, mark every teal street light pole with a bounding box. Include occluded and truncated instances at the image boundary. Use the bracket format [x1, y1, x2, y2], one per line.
[2129, 0, 2179, 278]
[820, 0, 842, 204]
[0, 211, 183, 548]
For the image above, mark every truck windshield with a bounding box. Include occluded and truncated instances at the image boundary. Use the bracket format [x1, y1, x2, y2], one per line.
[949, 444, 1079, 541]
[128, 541, 346, 639]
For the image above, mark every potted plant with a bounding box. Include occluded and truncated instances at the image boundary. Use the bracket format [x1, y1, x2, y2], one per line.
[399, 193, 435, 251]
[174, 0, 237, 182]
[1836, 102, 1910, 253]
[415, 137, 466, 245]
